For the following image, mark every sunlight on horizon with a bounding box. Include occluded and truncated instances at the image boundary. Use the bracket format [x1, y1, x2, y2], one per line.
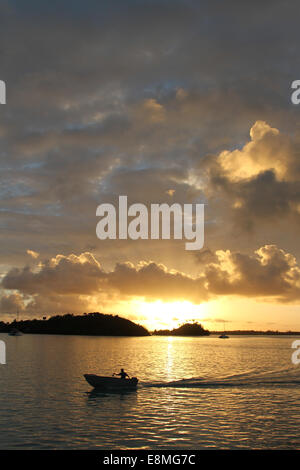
[136, 300, 208, 331]
[111, 296, 300, 332]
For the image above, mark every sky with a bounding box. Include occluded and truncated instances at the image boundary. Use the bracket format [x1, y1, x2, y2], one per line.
[1, 0, 300, 331]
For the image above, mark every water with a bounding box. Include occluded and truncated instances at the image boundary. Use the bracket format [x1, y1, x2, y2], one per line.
[0, 333, 299, 449]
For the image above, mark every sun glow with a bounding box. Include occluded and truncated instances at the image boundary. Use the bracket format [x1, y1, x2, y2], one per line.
[137, 300, 208, 331]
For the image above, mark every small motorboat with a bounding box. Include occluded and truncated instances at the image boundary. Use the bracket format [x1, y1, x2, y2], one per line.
[84, 374, 138, 390]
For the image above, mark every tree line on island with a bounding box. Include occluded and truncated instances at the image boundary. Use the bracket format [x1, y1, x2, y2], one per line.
[0, 312, 210, 336]
[152, 322, 210, 336]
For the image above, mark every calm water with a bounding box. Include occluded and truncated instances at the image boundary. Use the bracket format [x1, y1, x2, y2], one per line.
[0, 333, 299, 449]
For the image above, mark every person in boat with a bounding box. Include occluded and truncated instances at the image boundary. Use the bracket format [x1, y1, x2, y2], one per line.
[113, 368, 129, 379]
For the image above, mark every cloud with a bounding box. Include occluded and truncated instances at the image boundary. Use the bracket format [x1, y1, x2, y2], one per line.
[204, 121, 300, 232]
[217, 121, 286, 181]
[27, 249, 39, 259]
[2, 245, 300, 316]
[1, 252, 208, 310]
[137, 99, 166, 123]
[2, 252, 104, 296]
[0, 292, 25, 314]
[106, 260, 207, 302]
[204, 245, 300, 302]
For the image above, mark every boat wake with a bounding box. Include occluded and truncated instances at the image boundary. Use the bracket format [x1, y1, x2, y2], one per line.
[140, 366, 300, 389]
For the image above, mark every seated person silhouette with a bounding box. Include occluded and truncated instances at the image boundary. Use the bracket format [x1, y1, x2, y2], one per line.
[113, 368, 129, 379]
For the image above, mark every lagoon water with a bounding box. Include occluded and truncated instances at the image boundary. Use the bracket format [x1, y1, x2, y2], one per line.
[0, 333, 299, 449]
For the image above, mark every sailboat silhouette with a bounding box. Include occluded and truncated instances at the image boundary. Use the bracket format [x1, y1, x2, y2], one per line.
[219, 322, 229, 339]
[8, 310, 22, 336]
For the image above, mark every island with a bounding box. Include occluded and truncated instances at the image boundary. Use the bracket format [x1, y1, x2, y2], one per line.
[0, 312, 150, 336]
[152, 322, 210, 336]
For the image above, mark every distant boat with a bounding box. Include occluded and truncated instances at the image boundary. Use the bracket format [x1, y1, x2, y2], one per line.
[84, 374, 138, 390]
[8, 327, 22, 336]
[219, 322, 229, 339]
[219, 333, 229, 339]
[8, 310, 22, 336]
